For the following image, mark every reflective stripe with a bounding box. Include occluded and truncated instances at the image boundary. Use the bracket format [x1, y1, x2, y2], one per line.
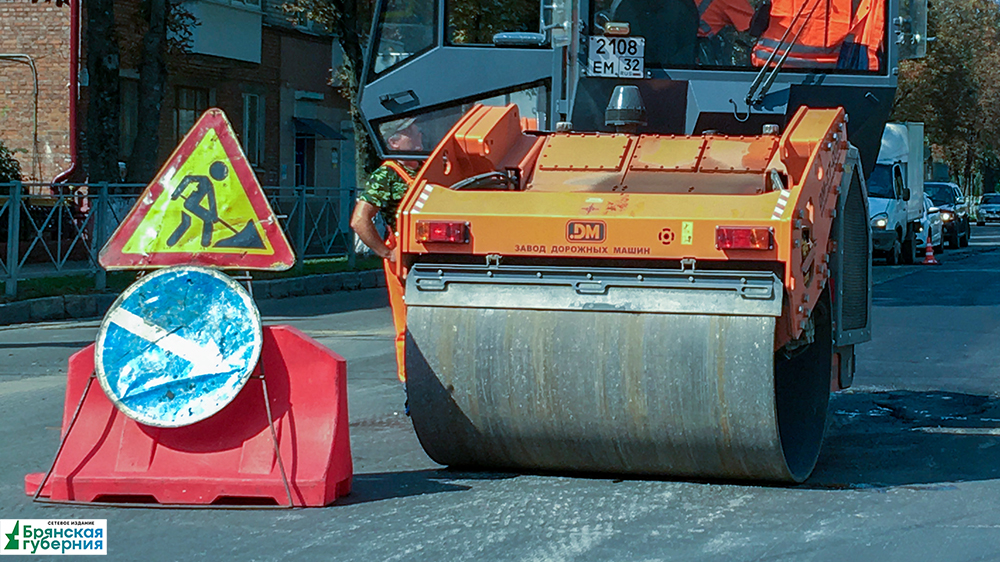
[755, 36, 842, 56]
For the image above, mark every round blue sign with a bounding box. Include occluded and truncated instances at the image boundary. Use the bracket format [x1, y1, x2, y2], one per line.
[95, 266, 263, 427]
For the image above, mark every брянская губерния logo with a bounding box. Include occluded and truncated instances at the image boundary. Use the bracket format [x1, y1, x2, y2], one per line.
[1, 520, 107, 555]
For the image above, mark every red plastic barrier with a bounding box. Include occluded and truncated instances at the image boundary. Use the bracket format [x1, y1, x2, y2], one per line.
[25, 325, 352, 507]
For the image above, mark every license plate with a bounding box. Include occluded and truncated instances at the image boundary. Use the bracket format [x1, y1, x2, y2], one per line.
[588, 36, 645, 79]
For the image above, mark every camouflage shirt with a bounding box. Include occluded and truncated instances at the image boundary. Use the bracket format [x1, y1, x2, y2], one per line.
[358, 162, 417, 231]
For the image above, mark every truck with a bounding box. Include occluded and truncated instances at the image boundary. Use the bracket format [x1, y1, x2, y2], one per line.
[868, 122, 926, 264]
[357, 0, 927, 481]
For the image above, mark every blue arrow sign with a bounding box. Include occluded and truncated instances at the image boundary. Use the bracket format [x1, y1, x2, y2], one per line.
[95, 266, 263, 427]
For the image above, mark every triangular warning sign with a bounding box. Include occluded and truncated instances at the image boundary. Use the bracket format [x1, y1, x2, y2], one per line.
[100, 108, 295, 271]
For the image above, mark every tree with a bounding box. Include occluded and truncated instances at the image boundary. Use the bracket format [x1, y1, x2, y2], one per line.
[893, 0, 1000, 195]
[125, 0, 197, 183]
[85, 0, 122, 184]
[285, 0, 381, 185]
[0, 140, 22, 183]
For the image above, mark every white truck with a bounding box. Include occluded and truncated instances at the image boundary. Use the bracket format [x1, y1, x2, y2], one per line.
[868, 122, 926, 264]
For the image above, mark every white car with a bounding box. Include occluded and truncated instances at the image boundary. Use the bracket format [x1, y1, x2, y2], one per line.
[917, 194, 944, 253]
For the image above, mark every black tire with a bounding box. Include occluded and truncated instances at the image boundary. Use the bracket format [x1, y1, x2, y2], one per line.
[960, 222, 970, 247]
[902, 231, 916, 265]
[949, 229, 960, 249]
[978, 220, 986, 226]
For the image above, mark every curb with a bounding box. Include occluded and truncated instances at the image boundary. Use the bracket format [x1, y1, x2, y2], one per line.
[0, 270, 386, 328]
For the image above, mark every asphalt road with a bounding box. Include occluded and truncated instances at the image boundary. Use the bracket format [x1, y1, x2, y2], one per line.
[3, 227, 1000, 561]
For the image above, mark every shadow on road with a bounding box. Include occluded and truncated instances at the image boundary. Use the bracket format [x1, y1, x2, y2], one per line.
[806, 390, 1000, 488]
[338, 469, 517, 505]
[257, 288, 389, 319]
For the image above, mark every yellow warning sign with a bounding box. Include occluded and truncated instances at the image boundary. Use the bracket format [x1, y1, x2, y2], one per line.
[122, 130, 272, 255]
[100, 108, 294, 270]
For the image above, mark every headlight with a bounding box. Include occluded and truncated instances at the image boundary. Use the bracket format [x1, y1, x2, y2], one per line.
[942, 211, 954, 222]
[871, 214, 888, 229]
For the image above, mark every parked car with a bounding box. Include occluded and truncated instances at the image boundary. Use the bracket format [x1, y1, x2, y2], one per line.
[916, 194, 944, 254]
[924, 181, 971, 248]
[977, 193, 1000, 225]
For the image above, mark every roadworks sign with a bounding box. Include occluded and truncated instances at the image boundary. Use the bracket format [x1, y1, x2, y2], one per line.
[99, 108, 295, 270]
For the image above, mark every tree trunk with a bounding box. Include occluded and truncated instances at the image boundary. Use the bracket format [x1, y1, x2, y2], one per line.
[964, 142, 976, 196]
[331, 0, 379, 187]
[85, 0, 121, 184]
[127, 0, 168, 184]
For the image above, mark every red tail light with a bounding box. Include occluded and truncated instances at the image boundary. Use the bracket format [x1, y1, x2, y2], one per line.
[715, 226, 773, 250]
[415, 221, 470, 244]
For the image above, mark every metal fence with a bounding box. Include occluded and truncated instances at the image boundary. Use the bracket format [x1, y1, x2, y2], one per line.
[0, 182, 359, 297]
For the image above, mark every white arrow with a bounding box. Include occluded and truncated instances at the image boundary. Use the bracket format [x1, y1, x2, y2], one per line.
[108, 307, 226, 368]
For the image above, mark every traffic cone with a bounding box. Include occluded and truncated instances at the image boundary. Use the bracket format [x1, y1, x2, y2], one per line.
[922, 235, 940, 265]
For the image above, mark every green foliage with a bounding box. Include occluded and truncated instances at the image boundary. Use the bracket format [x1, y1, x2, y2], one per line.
[0, 139, 22, 183]
[893, 0, 1000, 195]
[446, 0, 538, 44]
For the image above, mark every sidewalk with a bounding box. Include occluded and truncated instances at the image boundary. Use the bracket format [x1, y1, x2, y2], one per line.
[0, 268, 386, 327]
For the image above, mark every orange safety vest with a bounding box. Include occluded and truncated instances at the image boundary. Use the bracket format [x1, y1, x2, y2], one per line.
[845, 0, 884, 71]
[697, 0, 755, 37]
[751, 0, 884, 70]
[751, 0, 852, 68]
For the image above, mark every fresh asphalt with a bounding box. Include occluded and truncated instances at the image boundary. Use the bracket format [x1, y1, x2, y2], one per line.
[2, 228, 1000, 561]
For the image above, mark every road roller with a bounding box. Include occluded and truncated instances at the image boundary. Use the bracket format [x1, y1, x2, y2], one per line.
[357, 0, 927, 481]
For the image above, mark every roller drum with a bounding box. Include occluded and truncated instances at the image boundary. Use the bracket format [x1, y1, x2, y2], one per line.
[404, 265, 831, 482]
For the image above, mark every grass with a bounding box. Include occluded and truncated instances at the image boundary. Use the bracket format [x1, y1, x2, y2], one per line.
[0, 256, 383, 303]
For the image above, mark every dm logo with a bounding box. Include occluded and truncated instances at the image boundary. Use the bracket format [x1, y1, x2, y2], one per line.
[567, 221, 606, 243]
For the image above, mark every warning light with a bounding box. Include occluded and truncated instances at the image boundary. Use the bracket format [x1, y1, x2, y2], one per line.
[715, 226, 773, 250]
[416, 221, 470, 244]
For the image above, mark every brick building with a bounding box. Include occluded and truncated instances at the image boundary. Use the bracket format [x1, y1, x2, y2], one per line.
[0, 0, 73, 182]
[0, 0, 351, 189]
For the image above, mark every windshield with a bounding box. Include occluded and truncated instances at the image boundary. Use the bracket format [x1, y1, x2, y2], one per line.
[867, 165, 895, 199]
[589, 0, 887, 72]
[925, 183, 956, 206]
[374, 85, 548, 156]
[982, 194, 1000, 205]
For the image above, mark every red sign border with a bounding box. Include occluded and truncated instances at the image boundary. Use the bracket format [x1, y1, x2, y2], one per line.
[99, 109, 295, 271]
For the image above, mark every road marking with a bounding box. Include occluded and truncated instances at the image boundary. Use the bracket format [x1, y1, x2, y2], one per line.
[0, 375, 64, 396]
[912, 427, 1000, 435]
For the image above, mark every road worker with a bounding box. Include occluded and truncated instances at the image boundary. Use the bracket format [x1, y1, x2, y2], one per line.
[350, 117, 423, 383]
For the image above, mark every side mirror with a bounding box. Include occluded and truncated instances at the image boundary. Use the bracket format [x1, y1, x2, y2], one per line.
[957, 196, 966, 204]
[902, 187, 911, 201]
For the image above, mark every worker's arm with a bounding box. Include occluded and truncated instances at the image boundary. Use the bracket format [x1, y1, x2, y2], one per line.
[171, 176, 196, 199]
[350, 201, 395, 262]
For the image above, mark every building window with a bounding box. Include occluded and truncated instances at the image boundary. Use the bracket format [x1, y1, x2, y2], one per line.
[175, 86, 209, 143]
[243, 93, 264, 167]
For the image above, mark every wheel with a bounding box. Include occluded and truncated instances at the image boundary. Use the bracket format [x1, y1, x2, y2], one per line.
[886, 237, 902, 265]
[978, 220, 986, 226]
[960, 223, 970, 247]
[949, 229, 960, 249]
[902, 231, 916, 264]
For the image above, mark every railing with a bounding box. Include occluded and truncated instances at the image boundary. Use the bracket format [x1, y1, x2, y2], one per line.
[0, 182, 359, 298]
